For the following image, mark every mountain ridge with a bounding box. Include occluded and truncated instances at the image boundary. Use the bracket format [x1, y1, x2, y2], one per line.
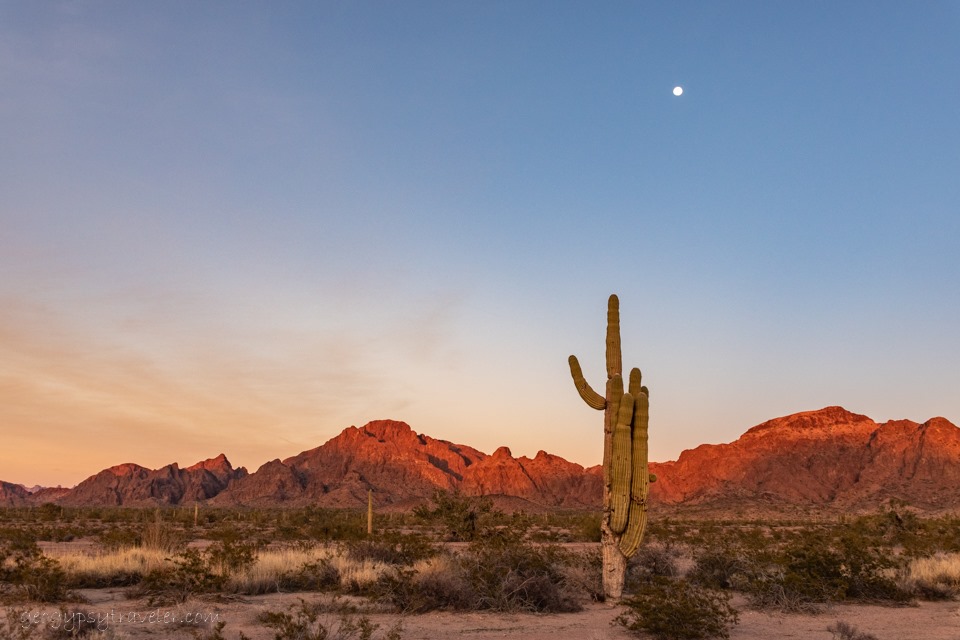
[4, 407, 958, 513]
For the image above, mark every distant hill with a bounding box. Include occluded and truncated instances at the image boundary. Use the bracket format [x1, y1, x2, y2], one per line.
[649, 406, 960, 513]
[4, 407, 959, 514]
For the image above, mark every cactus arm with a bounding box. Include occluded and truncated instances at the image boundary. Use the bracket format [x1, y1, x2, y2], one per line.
[605, 294, 622, 378]
[608, 392, 635, 534]
[568, 355, 606, 410]
[619, 389, 650, 557]
[628, 368, 642, 397]
[602, 373, 624, 487]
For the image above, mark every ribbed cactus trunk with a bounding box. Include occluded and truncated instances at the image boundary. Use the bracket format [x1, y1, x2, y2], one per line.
[367, 490, 373, 536]
[569, 294, 651, 601]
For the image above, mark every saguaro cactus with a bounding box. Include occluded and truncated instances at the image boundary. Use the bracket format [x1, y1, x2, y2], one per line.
[367, 489, 374, 536]
[568, 294, 651, 600]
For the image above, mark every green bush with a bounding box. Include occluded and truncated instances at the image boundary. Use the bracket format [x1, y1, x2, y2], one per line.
[742, 533, 911, 611]
[133, 548, 226, 605]
[688, 543, 753, 590]
[0, 536, 73, 603]
[95, 527, 139, 551]
[412, 490, 500, 541]
[374, 564, 474, 613]
[616, 578, 739, 640]
[627, 543, 680, 589]
[205, 539, 260, 577]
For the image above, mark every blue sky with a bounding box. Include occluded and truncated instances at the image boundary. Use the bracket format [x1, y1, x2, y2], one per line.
[2, 2, 958, 486]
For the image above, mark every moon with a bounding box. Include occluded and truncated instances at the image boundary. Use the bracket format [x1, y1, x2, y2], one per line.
[673, 86, 683, 96]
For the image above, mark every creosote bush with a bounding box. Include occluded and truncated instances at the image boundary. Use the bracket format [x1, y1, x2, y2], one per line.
[741, 533, 911, 611]
[0, 536, 73, 603]
[615, 578, 739, 640]
[412, 490, 499, 541]
[688, 540, 754, 591]
[459, 528, 581, 612]
[627, 542, 680, 589]
[133, 548, 227, 605]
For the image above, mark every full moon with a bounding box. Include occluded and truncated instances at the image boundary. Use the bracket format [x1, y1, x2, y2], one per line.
[673, 86, 683, 96]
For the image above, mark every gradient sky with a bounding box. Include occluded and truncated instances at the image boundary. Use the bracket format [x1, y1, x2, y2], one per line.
[2, 2, 959, 488]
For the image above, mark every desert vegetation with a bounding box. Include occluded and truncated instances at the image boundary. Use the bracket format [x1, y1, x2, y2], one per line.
[2, 496, 960, 638]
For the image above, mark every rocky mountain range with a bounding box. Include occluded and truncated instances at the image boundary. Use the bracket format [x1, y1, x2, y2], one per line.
[3, 407, 958, 513]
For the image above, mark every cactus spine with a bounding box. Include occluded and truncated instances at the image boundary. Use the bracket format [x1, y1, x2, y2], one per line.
[568, 294, 651, 600]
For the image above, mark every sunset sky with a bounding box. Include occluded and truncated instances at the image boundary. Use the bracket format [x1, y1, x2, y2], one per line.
[2, 2, 959, 488]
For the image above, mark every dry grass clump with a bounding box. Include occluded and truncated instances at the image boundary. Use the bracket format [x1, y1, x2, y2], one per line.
[900, 552, 960, 600]
[48, 547, 168, 588]
[827, 620, 879, 640]
[139, 511, 183, 555]
[226, 546, 388, 595]
[35, 542, 396, 600]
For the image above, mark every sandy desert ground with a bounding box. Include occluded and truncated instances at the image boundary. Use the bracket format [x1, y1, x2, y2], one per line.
[7, 589, 960, 640]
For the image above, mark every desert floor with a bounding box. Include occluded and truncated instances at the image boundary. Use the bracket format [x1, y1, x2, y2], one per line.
[7, 589, 960, 640]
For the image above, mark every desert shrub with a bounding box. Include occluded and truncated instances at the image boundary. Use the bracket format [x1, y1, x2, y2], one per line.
[342, 533, 437, 566]
[457, 532, 581, 612]
[558, 546, 604, 603]
[412, 490, 499, 541]
[257, 599, 402, 640]
[36, 503, 62, 521]
[576, 514, 603, 543]
[688, 543, 753, 590]
[0, 537, 73, 603]
[616, 578, 739, 640]
[294, 509, 368, 542]
[95, 527, 139, 550]
[206, 539, 260, 577]
[827, 620, 879, 640]
[627, 543, 680, 589]
[834, 537, 910, 602]
[374, 563, 474, 613]
[133, 548, 226, 605]
[279, 558, 342, 593]
[742, 533, 910, 611]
